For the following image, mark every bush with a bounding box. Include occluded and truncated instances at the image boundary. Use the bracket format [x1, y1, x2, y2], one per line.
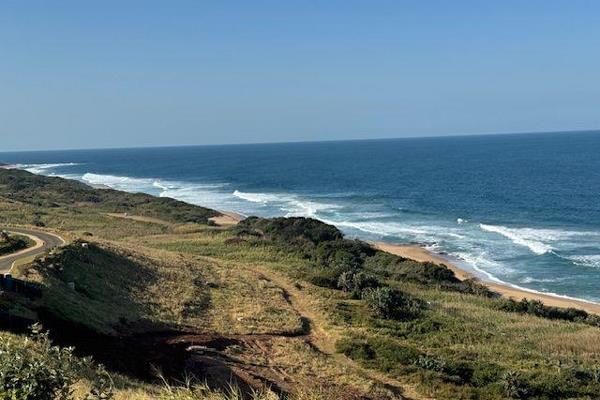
[336, 336, 421, 373]
[314, 240, 374, 270]
[0, 324, 113, 400]
[363, 253, 458, 285]
[236, 216, 342, 245]
[335, 339, 376, 361]
[453, 278, 496, 297]
[337, 271, 379, 298]
[496, 298, 597, 326]
[501, 371, 529, 399]
[362, 287, 425, 320]
[0, 235, 31, 256]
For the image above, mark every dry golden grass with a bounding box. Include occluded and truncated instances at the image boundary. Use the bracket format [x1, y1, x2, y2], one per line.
[538, 327, 600, 358]
[9, 196, 600, 399]
[206, 264, 303, 335]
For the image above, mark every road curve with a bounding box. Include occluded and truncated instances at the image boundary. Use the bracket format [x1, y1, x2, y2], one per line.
[0, 228, 65, 273]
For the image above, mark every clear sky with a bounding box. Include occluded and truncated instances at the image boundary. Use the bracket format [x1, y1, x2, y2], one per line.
[2, 1, 600, 151]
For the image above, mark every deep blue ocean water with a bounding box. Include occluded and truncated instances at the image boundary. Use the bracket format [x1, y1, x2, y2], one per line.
[3, 131, 600, 302]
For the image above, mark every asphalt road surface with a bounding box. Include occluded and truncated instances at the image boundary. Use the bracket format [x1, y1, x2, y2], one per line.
[0, 228, 65, 273]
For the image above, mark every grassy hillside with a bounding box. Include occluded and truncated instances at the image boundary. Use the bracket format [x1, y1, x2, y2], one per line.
[0, 169, 219, 224]
[1, 170, 600, 399]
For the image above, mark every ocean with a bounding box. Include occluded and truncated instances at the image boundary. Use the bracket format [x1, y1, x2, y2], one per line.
[2, 131, 600, 302]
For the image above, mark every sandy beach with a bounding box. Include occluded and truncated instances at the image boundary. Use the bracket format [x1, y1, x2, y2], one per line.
[375, 242, 600, 314]
[209, 211, 245, 226]
[201, 212, 600, 314]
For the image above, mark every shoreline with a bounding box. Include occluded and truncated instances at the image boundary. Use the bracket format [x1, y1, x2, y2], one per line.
[205, 209, 600, 314]
[10, 163, 600, 314]
[374, 242, 600, 314]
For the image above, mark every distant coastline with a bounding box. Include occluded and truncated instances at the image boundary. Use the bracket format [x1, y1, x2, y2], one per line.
[5, 133, 600, 305]
[178, 207, 600, 314]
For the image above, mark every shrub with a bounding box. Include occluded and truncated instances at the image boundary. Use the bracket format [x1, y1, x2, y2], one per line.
[470, 363, 503, 387]
[336, 336, 421, 373]
[362, 287, 425, 320]
[496, 298, 597, 326]
[236, 216, 342, 245]
[314, 240, 374, 269]
[414, 356, 474, 384]
[454, 278, 495, 297]
[363, 253, 459, 285]
[501, 371, 529, 399]
[0, 235, 32, 256]
[0, 324, 113, 400]
[335, 339, 375, 360]
[337, 271, 379, 298]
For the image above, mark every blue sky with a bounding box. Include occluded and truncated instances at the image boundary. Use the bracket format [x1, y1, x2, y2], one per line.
[1, 1, 600, 151]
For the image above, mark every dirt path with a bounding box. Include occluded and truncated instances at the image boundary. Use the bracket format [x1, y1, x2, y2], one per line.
[106, 213, 174, 226]
[247, 264, 431, 400]
[107, 212, 244, 227]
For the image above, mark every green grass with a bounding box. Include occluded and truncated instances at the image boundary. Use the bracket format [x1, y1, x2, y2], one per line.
[0, 233, 33, 256]
[0, 168, 219, 224]
[23, 240, 213, 334]
[144, 218, 600, 400]
[3, 171, 600, 399]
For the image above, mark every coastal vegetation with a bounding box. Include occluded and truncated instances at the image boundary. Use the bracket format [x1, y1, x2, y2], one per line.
[0, 232, 33, 256]
[0, 169, 218, 224]
[1, 169, 600, 399]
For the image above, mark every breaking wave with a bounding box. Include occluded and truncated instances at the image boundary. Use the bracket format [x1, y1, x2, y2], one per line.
[18, 163, 80, 174]
[13, 161, 600, 303]
[232, 190, 340, 218]
[565, 255, 600, 269]
[480, 224, 554, 255]
[479, 223, 600, 257]
[82, 173, 154, 188]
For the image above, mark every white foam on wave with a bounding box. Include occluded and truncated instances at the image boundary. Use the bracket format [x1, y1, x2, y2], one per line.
[18, 162, 80, 174]
[452, 251, 511, 283]
[480, 224, 555, 255]
[450, 252, 599, 303]
[17, 161, 600, 303]
[158, 182, 234, 211]
[480, 223, 600, 256]
[566, 255, 600, 269]
[328, 220, 427, 237]
[323, 219, 468, 243]
[80, 172, 233, 211]
[232, 190, 290, 204]
[519, 276, 567, 284]
[82, 172, 154, 187]
[232, 190, 340, 218]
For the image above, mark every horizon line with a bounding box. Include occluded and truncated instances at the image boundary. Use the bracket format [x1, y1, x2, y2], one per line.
[2, 128, 600, 154]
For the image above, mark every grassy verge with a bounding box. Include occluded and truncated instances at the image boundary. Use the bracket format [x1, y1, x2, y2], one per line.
[0, 233, 34, 256]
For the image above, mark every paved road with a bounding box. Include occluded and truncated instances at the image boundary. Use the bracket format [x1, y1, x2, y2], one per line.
[0, 228, 65, 273]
